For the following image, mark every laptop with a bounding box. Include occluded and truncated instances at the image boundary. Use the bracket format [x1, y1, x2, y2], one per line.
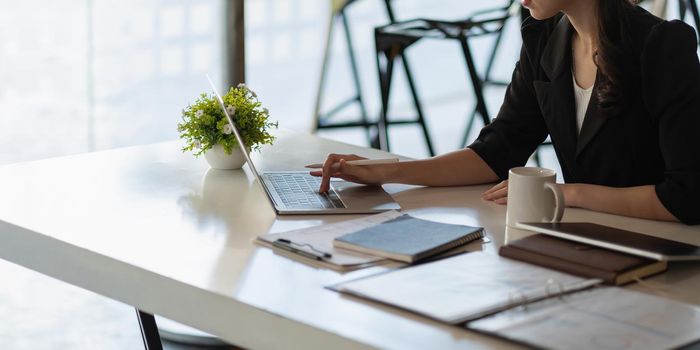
[206, 76, 401, 214]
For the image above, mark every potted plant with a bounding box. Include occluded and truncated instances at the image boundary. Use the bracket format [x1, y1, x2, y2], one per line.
[178, 84, 278, 169]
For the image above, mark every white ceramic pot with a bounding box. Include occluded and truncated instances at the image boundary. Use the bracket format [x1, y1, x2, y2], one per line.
[203, 144, 246, 170]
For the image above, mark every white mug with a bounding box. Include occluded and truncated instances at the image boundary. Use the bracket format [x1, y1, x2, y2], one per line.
[506, 167, 564, 228]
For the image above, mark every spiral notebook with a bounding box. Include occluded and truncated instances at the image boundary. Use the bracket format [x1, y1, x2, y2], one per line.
[329, 251, 601, 324]
[333, 214, 484, 263]
[468, 287, 700, 350]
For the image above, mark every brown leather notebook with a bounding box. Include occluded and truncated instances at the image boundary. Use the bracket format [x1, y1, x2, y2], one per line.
[499, 234, 667, 285]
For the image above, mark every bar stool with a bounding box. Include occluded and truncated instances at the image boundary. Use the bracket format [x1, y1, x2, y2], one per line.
[313, 0, 393, 144]
[374, 1, 520, 155]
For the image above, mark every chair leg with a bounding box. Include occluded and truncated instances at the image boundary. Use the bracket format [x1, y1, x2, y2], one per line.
[383, 0, 397, 23]
[375, 45, 396, 152]
[313, 5, 375, 141]
[687, 0, 700, 43]
[340, 10, 372, 143]
[312, 13, 336, 132]
[680, 0, 688, 19]
[461, 21, 508, 147]
[383, 0, 443, 156]
[459, 37, 491, 148]
[374, 45, 436, 155]
[400, 55, 436, 156]
[483, 25, 505, 84]
[533, 148, 542, 167]
[461, 109, 479, 148]
[381, 1, 435, 156]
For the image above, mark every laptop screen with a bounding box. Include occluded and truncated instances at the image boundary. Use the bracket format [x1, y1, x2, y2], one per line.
[205, 74, 263, 180]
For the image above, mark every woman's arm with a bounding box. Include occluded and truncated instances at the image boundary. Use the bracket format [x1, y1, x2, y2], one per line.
[384, 148, 499, 186]
[563, 184, 678, 222]
[483, 182, 679, 222]
[313, 149, 498, 193]
[640, 20, 700, 224]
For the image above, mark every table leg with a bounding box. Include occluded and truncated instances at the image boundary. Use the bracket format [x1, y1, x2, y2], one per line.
[136, 309, 163, 350]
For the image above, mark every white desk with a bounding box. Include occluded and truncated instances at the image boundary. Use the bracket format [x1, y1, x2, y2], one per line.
[1, 130, 699, 349]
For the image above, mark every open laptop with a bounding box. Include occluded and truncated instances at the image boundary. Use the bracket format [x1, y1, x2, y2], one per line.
[206, 76, 400, 214]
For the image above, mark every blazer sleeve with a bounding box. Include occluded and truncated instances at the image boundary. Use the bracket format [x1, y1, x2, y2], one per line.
[468, 44, 549, 180]
[641, 20, 700, 225]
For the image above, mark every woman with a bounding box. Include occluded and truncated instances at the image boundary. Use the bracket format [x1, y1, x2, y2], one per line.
[313, 0, 700, 225]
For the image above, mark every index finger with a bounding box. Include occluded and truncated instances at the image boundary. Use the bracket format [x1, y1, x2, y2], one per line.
[482, 180, 508, 196]
[319, 153, 341, 193]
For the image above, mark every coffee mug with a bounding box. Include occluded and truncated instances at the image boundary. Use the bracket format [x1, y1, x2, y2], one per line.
[506, 167, 564, 227]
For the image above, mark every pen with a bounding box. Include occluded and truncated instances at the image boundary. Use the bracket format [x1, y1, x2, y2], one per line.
[304, 158, 399, 169]
[272, 239, 332, 261]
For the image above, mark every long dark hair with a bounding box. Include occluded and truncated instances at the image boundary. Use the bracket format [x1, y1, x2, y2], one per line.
[595, 0, 637, 115]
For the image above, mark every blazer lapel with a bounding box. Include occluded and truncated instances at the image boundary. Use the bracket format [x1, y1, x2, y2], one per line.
[540, 15, 570, 82]
[576, 80, 608, 156]
[537, 16, 578, 163]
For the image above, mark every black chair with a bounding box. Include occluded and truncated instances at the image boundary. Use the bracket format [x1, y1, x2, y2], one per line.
[313, 0, 397, 145]
[373, 1, 520, 155]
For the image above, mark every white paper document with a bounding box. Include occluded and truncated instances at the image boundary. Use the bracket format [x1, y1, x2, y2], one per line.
[329, 251, 601, 323]
[468, 287, 700, 350]
[256, 210, 404, 270]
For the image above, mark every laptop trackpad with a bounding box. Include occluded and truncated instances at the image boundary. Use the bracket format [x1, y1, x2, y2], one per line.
[331, 180, 400, 211]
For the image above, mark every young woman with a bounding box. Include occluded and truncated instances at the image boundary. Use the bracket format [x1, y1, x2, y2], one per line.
[312, 0, 700, 225]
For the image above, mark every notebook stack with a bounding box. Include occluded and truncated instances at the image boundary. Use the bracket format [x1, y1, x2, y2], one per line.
[499, 234, 667, 285]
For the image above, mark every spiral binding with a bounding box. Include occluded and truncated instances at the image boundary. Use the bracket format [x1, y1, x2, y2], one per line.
[545, 278, 566, 299]
[507, 289, 529, 310]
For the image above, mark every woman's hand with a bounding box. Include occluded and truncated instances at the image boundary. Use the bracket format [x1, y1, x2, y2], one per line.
[481, 180, 576, 206]
[310, 153, 387, 193]
[481, 180, 509, 204]
[482, 181, 578, 207]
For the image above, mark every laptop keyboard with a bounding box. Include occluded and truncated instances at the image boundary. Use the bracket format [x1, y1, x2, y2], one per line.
[266, 173, 345, 209]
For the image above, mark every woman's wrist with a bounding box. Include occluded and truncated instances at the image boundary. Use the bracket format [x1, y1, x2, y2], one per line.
[380, 161, 406, 184]
[562, 183, 583, 207]
[381, 159, 427, 184]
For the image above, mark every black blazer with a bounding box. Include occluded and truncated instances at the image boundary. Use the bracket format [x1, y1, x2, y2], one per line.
[469, 7, 700, 224]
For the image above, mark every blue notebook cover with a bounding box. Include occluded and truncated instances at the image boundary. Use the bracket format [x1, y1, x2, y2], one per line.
[333, 214, 484, 263]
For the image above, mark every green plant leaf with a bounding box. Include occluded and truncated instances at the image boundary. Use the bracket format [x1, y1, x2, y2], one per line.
[177, 85, 278, 157]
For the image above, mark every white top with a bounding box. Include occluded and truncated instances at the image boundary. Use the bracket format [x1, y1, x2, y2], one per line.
[573, 72, 594, 134]
[0, 131, 699, 349]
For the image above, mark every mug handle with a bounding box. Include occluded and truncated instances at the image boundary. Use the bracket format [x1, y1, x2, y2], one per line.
[544, 182, 565, 222]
